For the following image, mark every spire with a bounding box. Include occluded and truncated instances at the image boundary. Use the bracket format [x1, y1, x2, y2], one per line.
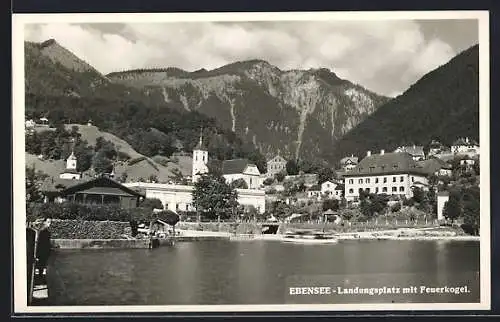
[195, 127, 205, 150]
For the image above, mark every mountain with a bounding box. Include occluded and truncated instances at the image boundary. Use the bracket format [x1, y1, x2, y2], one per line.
[107, 60, 389, 162]
[25, 39, 271, 171]
[330, 44, 480, 164]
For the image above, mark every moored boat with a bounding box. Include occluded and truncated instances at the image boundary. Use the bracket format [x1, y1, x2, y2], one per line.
[281, 230, 339, 244]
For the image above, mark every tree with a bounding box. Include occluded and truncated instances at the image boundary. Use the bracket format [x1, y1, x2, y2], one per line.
[192, 173, 238, 221]
[263, 177, 274, 186]
[26, 166, 47, 202]
[274, 171, 286, 183]
[443, 197, 462, 223]
[411, 187, 426, 204]
[322, 199, 340, 211]
[155, 210, 180, 237]
[318, 167, 335, 184]
[140, 198, 164, 210]
[271, 200, 291, 222]
[286, 159, 299, 176]
[92, 150, 113, 175]
[230, 178, 248, 189]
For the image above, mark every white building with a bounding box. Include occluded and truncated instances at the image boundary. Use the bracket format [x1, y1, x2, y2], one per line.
[344, 150, 430, 202]
[124, 182, 266, 214]
[191, 133, 209, 183]
[339, 155, 358, 172]
[393, 145, 425, 161]
[266, 155, 287, 177]
[451, 137, 479, 157]
[222, 159, 262, 189]
[436, 191, 449, 221]
[59, 151, 81, 180]
[321, 180, 340, 199]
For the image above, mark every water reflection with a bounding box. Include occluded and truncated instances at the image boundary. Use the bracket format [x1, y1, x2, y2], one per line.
[47, 240, 480, 305]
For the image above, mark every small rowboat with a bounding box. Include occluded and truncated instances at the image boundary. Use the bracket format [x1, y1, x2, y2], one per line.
[281, 231, 338, 244]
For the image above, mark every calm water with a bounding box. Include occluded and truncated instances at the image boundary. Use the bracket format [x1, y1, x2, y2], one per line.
[46, 240, 480, 305]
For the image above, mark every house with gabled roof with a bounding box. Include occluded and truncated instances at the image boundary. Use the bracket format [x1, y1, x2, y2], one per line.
[340, 155, 358, 172]
[266, 155, 287, 177]
[451, 137, 479, 157]
[393, 144, 425, 161]
[40, 175, 145, 208]
[343, 150, 431, 202]
[222, 158, 262, 189]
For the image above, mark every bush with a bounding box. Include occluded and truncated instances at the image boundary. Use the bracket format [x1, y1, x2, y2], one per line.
[391, 203, 402, 213]
[26, 202, 152, 223]
[263, 178, 274, 186]
[49, 219, 130, 239]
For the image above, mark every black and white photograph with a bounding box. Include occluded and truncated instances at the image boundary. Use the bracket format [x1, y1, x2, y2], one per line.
[12, 11, 490, 313]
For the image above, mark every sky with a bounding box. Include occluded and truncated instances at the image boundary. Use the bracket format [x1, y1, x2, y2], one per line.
[24, 19, 478, 97]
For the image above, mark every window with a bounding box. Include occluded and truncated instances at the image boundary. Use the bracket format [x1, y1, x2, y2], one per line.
[375, 187, 379, 193]
[176, 203, 180, 210]
[393, 164, 399, 170]
[412, 177, 415, 182]
[186, 204, 189, 211]
[366, 188, 370, 193]
[349, 189, 354, 194]
[399, 186, 405, 192]
[369, 166, 375, 173]
[382, 187, 387, 192]
[195, 155, 198, 161]
[359, 179, 363, 184]
[381, 165, 386, 171]
[383, 177, 387, 183]
[358, 167, 363, 172]
[375, 178, 379, 183]
[392, 187, 397, 192]
[392, 177, 396, 182]
[366, 178, 370, 184]
[400, 176, 404, 182]
[349, 179, 354, 184]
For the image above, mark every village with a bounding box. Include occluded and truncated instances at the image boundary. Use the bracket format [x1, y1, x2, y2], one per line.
[26, 115, 480, 235]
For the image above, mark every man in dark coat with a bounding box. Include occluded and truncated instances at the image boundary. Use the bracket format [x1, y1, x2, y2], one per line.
[26, 227, 36, 303]
[35, 219, 52, 278]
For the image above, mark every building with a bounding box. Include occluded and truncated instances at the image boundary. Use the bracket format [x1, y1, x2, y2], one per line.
[191, 133, 209, 183]
[266, 155, 287, 177]
[321, 180, 340, 199]
[436, 191, 449, 221]
[428, 139, 446, 157]
[40, 176, 145, 208]
[306, 184, 321, 199]
[393, 145, 425, 161]
[124, 182, 266, 214]
[416, 158, 453, 177]
[59, 152, 81, 180]
[451, 137, 479, 157]
[344, 150, 430, 202]
[222, 159, 262, 189]
[340, 155, 359, 172]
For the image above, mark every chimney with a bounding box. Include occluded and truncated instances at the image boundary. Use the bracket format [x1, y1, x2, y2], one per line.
[367, 151, 371, 157]
[380, 149, 385, 155]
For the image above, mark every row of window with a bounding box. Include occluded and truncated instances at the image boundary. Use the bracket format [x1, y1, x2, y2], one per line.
[347, 186, 405, 194]
[348, 176, 415, 185]
[268, 164, 285, 171]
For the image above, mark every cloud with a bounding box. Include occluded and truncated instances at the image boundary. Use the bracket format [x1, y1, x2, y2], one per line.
[24, 20, 474, 96]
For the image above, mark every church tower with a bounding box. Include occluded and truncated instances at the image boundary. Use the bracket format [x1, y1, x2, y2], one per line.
[59, 139, 81, 180]
[192, 129, 209, 183]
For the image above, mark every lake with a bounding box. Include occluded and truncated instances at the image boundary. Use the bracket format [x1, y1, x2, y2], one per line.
[45, 239, 480, 305]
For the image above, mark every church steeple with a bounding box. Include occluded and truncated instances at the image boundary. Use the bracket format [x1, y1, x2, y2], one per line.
[195, 127, 205, 151]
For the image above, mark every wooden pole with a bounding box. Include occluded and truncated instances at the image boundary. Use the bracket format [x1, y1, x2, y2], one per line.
[28, 227, 39, 306]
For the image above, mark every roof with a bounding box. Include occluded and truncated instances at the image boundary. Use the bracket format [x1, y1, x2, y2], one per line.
[340, 156, 358, 165]
[394, 145, 425, 156]
[222, 159, 254, 175]
[453, 137, 479, 146]
[40, 176, 145, 198]
[61, 168, 80, 174]
[416, 158, 452, 174]
[307, 184, 321, 191]
[267, 155, 287, 163]
[344, 152, 428, 177]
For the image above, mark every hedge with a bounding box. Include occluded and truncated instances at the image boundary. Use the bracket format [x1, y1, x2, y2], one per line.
[26, 202, 152, 223]
[49, 219, 131, 239]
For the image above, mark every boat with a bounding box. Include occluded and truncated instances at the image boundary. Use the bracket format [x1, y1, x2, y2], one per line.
[281, 230, 339, 244]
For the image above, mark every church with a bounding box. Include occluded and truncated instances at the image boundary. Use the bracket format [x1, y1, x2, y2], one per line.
[124, 131, 266, 213]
